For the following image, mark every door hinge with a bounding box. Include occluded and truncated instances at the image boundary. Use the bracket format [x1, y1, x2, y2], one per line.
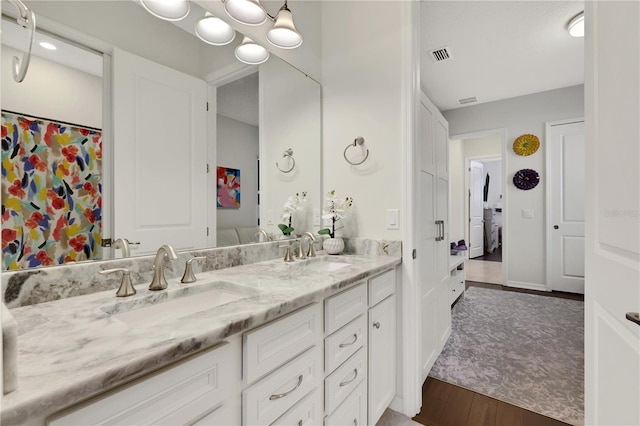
[207, 164, 210, 173]
[412, 248, 417, 259]
[207, 227, 209, 236]
[101, 238, 112, 248]
[206, 102, 209, 111]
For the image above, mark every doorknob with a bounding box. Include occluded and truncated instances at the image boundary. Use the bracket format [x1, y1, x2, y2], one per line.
[626, 312, 640, 326]
[553, 225, 559, 229]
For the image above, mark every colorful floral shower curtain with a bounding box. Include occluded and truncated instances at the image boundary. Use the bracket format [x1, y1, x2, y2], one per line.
[1, 111, 102, 270]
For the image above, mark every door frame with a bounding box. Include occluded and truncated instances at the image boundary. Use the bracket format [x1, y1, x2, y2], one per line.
[545, 117, 585, 293]
[450, 128, 507, 286]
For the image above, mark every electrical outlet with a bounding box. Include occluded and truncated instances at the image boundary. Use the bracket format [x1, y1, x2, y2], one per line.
[521, 209, 534, 219]
[313, 209, 321, 226]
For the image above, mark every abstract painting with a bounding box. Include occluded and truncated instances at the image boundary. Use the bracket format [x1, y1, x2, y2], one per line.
[217, 166, 240, 208]
[1, 111, 103, 270]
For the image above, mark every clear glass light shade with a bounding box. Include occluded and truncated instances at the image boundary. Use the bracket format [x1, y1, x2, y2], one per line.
[195, 13, 236, 45]
[568, 12, 584, 37]
[235, 36, 270, 65]
[224, 0, 267, 26]
[140, 0, 190, 21]
[266, 6, 302, 49]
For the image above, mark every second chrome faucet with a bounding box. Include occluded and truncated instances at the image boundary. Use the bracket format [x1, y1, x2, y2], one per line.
[149, 244, 178, 291]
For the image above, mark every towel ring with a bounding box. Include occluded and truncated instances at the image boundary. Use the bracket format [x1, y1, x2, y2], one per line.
[276, 148, 296, 173]
[344, 137, 369, 166]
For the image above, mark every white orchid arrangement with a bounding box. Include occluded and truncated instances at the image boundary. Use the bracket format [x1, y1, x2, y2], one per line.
[319, 190, 354, 239]
[279, 191, 307, 235]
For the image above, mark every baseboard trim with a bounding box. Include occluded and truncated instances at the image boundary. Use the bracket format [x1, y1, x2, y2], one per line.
[389, 396, 410, 417]
[505, 280, 549, 292]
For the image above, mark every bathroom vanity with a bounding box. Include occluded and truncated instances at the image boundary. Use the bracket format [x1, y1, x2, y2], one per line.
[1, 246, 400, 425]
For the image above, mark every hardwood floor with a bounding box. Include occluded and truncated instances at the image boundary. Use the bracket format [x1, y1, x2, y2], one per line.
[413, 378, 571, 426]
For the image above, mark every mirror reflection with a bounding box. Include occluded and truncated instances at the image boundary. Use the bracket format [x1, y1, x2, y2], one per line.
[1, 0, 321, 270]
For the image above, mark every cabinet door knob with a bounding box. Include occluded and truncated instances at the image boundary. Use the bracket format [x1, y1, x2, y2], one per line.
[373, 322, 381, 329]
[553, 225, 559, 229]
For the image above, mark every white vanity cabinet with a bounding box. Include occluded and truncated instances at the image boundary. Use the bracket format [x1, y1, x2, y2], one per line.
[449, 256, 466, 305]
[242, 303, 324, 426]
[367, 270, 397, 425]
[48, 338, 242, 426]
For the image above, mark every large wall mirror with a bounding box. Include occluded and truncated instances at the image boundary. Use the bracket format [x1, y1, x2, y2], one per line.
[0, 0, 321, 270]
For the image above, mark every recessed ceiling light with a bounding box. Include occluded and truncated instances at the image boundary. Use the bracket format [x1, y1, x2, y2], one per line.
[567, 12, 584, 37]
[39, 42, 57, 50]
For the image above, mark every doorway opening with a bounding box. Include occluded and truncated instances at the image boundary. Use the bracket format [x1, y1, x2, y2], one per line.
[449, 130, 506, 285]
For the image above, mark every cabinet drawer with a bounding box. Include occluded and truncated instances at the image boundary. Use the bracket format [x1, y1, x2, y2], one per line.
[325, 347, 367, 415]
[325, 314, 367, 375]
[325, 283, 367, 335]
[49, 342, 233, 425]
[368, 269, 395, 306]
[243, 345, 323, 426]
[272, 386, 323, 426]
[244, 303, 322, 385]
[324, 380, 367, 426]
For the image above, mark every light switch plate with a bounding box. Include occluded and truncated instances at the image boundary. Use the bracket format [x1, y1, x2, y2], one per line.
[313, 209, 321, 226]
[387, 209, 400, 230]
[521, 209, 534, 219]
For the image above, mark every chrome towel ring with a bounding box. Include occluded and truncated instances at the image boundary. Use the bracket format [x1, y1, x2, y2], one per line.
[344, 137, 369, 166]
[276, 148, 296, 173]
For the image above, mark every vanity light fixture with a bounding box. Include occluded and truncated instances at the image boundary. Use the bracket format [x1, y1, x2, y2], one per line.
[140, 0, 190, 22]
[223, 0, 267, 26]
[39, 41, 56, 50]
[235, 35, 270, 64]
[195, 12, 236, 45]
[567, 11, 584, 37]
[223, 0, 303, 49]
[266, 2, 302, 49]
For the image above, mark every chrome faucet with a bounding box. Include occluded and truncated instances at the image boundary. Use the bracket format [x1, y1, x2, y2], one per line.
[148, 244, 178, 291]
[255, 229, 272, 243]
[113, 238, 131, 258]
[298, 232, 317, 259]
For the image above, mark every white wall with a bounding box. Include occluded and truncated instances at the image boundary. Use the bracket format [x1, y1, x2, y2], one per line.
[260, 56, 321, 237]
[216, 115, 259, 229]
[449, 139, 465, 243]
[444, 84, 584, 289]
[321, 1, 404, 239]
[2, 46, 102, 128]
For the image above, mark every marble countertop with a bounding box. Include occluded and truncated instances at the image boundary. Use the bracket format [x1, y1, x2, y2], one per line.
[1, 254, 401, 425]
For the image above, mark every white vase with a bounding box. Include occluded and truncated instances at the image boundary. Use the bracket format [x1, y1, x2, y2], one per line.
[323, 237, 344, 255]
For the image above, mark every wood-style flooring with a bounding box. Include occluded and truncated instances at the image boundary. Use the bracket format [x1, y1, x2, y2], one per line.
[413, 378, 571, 426]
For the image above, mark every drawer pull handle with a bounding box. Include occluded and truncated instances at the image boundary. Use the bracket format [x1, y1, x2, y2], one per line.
[339, 368, 359, 387]
[339, 333, 359, 348]
[373, 322, 381, 329]
[269, 375, 303, 400]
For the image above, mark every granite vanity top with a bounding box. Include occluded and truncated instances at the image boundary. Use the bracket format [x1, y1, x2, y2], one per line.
[1, 254, 401, 425]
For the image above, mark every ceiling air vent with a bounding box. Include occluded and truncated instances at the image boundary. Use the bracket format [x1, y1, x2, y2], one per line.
[458, 96, 478, 105]
[429, 47, 452, 62]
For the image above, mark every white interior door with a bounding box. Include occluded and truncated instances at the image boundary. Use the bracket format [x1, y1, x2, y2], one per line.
[547, 120, 585, 294]
[585, 2, 640, 425]
[469, 160, 484, 258]
[113, 48, 208, 255]
[418, 94, 438, 381]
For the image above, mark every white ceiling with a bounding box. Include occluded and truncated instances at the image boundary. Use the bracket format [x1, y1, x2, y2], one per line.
[421, 0, 585, 111]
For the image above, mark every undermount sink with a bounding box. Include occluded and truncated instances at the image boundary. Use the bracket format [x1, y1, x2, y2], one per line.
[296, 256, 353, 272]
[102, 280, 259, 327]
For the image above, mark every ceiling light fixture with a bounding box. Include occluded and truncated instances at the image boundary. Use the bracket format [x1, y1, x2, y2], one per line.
[567, 11, 584, 37]
[140, 0, 190, 22]
[235, 36, 270, 65]
[195, 12, 236, 45]
[39, 41, 57, 50]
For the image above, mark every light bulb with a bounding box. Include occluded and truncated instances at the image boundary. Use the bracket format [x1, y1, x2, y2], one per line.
[235, 36, 270, 65]
[224, 0, 267, 26]
[195, 13, 236, 46]
[266, 5, 302, 49]
[140, 0, 190, 21]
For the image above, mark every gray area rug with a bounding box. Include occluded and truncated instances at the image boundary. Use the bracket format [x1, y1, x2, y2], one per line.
[429, 286, 584, 425]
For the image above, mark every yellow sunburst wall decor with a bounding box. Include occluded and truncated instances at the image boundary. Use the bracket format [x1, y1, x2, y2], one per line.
[513, 134, 540, 156]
